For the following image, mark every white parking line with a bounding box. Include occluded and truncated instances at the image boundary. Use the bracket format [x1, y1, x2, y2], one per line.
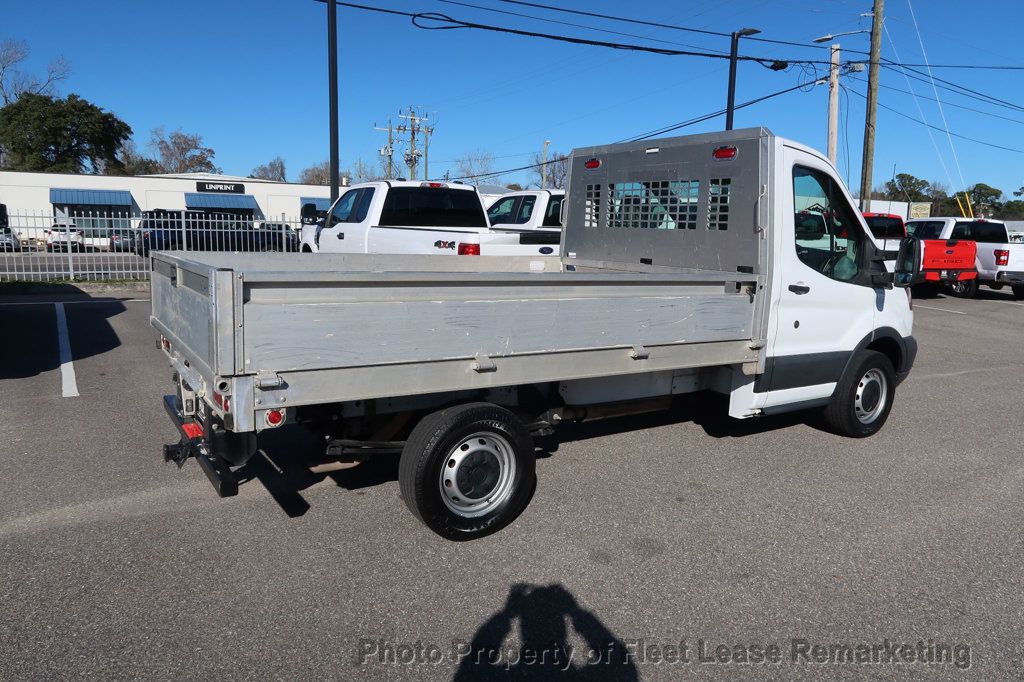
[54, 303, 79, 398]
[915, 304, 965, 315]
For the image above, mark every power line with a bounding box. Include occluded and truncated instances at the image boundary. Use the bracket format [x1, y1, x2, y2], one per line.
[495, 0, 871, 54]
[847, 88, 1024, 155]
[318, 1, 834, 66]
[436, 0, 730, 53]
[450, 80, 816, 180]
[851, 77, 1024, 126]
[881, 61, 1024, 114]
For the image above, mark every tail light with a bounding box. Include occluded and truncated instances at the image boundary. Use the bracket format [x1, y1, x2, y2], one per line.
[712, 145, 738, 160]
[457, 243, 480, 256]
[160, 335, 171, 352]
[420, 182, 446, 188]
[906, 287, 913, 309]
[264, 408, 285, 427]
[995, 249, 1009, 266]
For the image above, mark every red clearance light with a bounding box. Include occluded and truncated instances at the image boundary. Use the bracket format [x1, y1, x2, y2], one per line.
[457, 243, 481, 256]
[583, 158, 601, 170]
[712, 145, 738, 160]
[182, 423, 204, 440]
[161, 336, 171, 352]
[995, 249, 1009, 266]
[265, 409, 285, 427]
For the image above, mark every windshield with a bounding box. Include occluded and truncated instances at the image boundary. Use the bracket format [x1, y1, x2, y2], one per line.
[864, 215, 905, 239]
[380, 188, 487, 228]
[906, 220, 944, 240]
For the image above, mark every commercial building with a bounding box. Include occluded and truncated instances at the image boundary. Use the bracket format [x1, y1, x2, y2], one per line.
[0, 170, 334, 235]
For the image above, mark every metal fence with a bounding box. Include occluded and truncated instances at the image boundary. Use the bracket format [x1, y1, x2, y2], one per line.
[0, 210, 305, 282]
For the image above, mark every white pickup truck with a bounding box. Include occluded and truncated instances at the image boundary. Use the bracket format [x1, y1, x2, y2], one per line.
[151, 128, 920, 539]
[906, 217, 1024, 298]
[299, 181, 559, 257]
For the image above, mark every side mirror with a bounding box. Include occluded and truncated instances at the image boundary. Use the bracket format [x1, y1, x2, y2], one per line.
[893, 237, 922, 288]
[300, 203, 318, 225]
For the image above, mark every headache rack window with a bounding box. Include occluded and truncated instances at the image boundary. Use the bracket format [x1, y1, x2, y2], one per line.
[606, 180, 699, 231]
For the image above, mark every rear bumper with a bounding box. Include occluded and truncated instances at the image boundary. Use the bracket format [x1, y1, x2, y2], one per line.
[995, 270, 1024, 284]
[897, 335, 917, 385]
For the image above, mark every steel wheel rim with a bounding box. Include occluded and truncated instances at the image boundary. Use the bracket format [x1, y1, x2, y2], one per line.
[439, 431, 517, 518]
[854, 368, 888, 424]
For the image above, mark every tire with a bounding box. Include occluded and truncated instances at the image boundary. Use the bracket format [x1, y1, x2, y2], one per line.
[1012, 285, 1024, 300]
[947, 279, 978, 298]
[399, 402, 535, 540]
[824, 350, 897, 438]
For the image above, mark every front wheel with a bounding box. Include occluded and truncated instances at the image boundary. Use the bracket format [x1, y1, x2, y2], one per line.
[823, 350, 896, 438]
[399, 403, 536, 540]
[1012, 285, 1024, 300]
[948, 279, 978, 298]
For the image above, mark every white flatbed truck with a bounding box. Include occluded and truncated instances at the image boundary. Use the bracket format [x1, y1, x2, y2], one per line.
[151, 128, 920, 539]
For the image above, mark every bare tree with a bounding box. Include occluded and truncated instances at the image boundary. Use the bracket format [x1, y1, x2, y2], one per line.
[350, 156, 394, 183]
[454, 150, 497, 181]
[151, 127, 220, 174]
[298, 161, 330, 185]
[531, 151, 569, 189]
[0, 40, 71, 105]
[251, 156, 286, 181]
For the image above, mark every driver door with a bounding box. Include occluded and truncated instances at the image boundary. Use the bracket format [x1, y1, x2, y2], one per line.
[317, 189, 361, 253]
[762, 146, 878, 405]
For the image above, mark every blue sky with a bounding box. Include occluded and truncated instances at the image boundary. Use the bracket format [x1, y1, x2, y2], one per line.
[6, 0, 1023, 196]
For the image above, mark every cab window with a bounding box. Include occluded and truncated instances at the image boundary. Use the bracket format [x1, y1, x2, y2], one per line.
[328, 189, 360, 226]
[792, 166, 865, 283]
[543, 195, 564, 227]
[488, 196, 519, 225]
[515, 196, 537, 224]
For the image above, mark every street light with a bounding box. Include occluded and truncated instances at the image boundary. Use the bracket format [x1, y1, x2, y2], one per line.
[812, 28, 870, 43]
[725, 27, 761, 131]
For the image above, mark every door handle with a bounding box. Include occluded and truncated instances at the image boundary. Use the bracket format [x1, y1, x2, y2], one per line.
[336, 232, 345, 239]
[788, 283, 810, 295]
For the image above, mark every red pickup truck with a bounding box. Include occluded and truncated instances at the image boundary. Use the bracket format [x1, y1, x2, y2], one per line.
[863, 212, 976, 290]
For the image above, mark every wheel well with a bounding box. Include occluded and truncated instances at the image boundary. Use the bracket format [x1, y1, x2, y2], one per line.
[866, 337, 902, 373]
[301, 244, 313, 253]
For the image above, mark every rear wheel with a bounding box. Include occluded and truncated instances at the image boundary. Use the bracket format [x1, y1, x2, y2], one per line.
[1012, 285, 1024, 300]
[948, 279, 978, 298]
[399, 403, 535, 540]
[824, 350, 896, 438]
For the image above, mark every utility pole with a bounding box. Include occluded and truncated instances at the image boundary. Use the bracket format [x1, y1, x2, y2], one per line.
[423, 121, 434, 180]
[326, 0, 340, 201]
[827, 44, 840, 165]
[374, 119, 396, 178]
[725, 27, 761, 131]
[541, 140, 550, 189]
[397, 108, 430, 181]
[859, 0, 884, 210]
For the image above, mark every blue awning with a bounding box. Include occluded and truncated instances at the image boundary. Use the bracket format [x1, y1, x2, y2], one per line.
[184, 192, 259, 210]
[50, 188, 133, 206]
[300, 196, 332, 211]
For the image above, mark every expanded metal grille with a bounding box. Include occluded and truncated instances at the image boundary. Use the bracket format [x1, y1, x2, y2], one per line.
[0, 210, 303, 282]
[607, 180, 699, 230]
[708, 178, 731, 230]
[584, 184, 602, 228]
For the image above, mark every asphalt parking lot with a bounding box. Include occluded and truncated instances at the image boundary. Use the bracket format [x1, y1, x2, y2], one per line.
[1, 286, 1022, 680]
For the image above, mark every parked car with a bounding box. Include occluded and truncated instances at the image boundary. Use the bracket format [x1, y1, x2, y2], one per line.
[136, 211, 280, 255]
[300, 181, 558, 256]
[864, 212, 976, 294]
[154, 128, 919, 539]
[255, 222, 300, 252]
[109, 229, 135, 252]
[45, 222, 83, 252]
[906, 218, 1024, 298]
[0, 225, 21, 252]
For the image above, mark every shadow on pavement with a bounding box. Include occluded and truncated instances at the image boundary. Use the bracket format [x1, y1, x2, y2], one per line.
[0, 284, 125, 379]
[452, 583, 638, 681]
[243, 393, 824, 518]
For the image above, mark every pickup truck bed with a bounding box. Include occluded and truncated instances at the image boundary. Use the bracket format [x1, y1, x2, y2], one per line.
[151, 252, 763, 431]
